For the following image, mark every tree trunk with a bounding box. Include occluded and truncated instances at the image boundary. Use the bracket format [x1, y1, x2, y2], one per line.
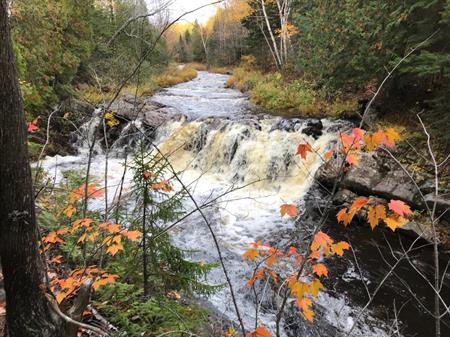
[260, 0, 282, 69]
[0, 1, 61, 335]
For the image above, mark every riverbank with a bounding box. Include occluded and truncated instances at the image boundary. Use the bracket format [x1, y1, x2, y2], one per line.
[28, 64, 199, 161]
[226, 60, 359, 120]
[30, 70, 449, 337]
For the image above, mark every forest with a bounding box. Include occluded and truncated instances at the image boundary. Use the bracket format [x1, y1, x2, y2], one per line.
[0, 1, 449, 337]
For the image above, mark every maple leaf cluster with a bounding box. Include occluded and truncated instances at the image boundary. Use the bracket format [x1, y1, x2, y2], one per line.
[242, 232, 350, 325]
[337, 197, 412, 231]
[41, 181, 143, 306]
[296, 127, 401, 167]
[49, 266, 118, 304]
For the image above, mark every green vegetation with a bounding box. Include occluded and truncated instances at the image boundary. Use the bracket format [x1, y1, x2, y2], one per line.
[33, 141, 219, 335]
[227, 57, 358, 118]
[94, 283, 208, 336]
[170, 0, 449, 148]
[11, 0, 169, 118]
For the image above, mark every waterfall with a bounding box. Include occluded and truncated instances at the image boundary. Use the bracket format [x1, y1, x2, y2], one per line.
[40, 72, 394, 337]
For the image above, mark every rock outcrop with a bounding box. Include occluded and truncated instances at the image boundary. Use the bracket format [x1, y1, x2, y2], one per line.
[316, 151, 450, 243]
[316, 151, 449, 212]
[109, 95, 186, 129]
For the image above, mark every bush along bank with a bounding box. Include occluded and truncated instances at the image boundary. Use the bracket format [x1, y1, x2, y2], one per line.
[226, 57, 360, 119]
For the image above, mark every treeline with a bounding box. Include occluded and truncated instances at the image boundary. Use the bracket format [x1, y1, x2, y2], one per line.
[11, 0, 168, 117]
[173, 0, 449, 141]
[169, 0, 249, 65]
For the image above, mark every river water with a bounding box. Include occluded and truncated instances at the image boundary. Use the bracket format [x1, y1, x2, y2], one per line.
[42, 72, 449, 336]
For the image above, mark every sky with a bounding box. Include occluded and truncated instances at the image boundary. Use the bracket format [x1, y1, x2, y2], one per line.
[169, 0, 221, 24]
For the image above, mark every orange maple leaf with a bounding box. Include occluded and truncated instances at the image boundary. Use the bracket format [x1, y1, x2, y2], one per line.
[107, 242, 124, 256]
[352, 128, 365, 141]
[296, 298, 315, 322]
[350, 197, 369, 212]
[63, 205, 76, 218]
[297, 143, 313, 159]
[122, 230, 142, 241]
[346, 153, 359, 166]
[99, 223, 121, 234]
[243, 248, 259, 262]
[367, 204, 386, 229]
[324, 150, 333, 161]
[247, 269, 265, 287]
[336, 208, 354, 226]
[312, 263, 328, 277]
[280, 204, 298, 217]
[246, 326, 273, 337]
[384, 128, 401, 148]
[311, 231, 334, 255]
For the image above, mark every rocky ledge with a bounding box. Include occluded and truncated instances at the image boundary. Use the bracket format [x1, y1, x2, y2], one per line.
[316, 151, 450, 245]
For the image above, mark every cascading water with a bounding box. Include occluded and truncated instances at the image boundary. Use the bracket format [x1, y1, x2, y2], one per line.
[40, 72, 404, 336]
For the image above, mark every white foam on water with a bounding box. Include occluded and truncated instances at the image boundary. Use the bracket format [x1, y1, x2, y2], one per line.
[39, 72, 395, 337]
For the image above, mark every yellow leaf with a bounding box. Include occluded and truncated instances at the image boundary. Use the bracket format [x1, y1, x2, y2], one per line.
[309, 278, 324, 297]
[88, 231, 99, 242]
[63, 205, 76, 218]
[367, 205, 386, 229]
[56, 292, 66, 304]
[332, 241, 350, 256]
[107, 242, 124, 256]
[384, 215, 408, 231]
[384, 128, 401, 148]
[289, 280, 308, 299]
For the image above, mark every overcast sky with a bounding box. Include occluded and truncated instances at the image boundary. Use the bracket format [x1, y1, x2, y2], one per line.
[169, 0, 220, 23]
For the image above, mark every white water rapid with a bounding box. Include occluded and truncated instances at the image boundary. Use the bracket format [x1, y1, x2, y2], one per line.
[41, 72, 394, 337]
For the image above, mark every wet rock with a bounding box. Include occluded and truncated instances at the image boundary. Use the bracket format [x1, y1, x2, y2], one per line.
[111, 95, 185, 129]
[240, 118, 261, 131]
[302, 119, 323, 139]
[316, 152, 419, 206]
[400, 220, 436, 242]
[334, 189, 358, 206]
[424, 194, 450, 215]
[270, 118, 297, 132]
[61, 98, 95, 117]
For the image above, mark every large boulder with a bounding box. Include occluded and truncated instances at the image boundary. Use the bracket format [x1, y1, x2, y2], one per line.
[109, 95, 185, 129]
[316, 152, 419, 206]
[61, 98, 95, 117]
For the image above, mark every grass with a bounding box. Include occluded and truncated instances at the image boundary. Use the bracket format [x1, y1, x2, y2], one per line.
[227, 64, 359, 118]
[153, 64, 198, 88]
[77, 64, 198, 104]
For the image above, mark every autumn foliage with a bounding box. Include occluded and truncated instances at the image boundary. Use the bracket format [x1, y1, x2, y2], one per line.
[244, 127, 411, 337]
[40, 182, 143, 305]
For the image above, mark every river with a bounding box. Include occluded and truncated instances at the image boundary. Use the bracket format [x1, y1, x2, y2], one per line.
[42, 71, 449, 337]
